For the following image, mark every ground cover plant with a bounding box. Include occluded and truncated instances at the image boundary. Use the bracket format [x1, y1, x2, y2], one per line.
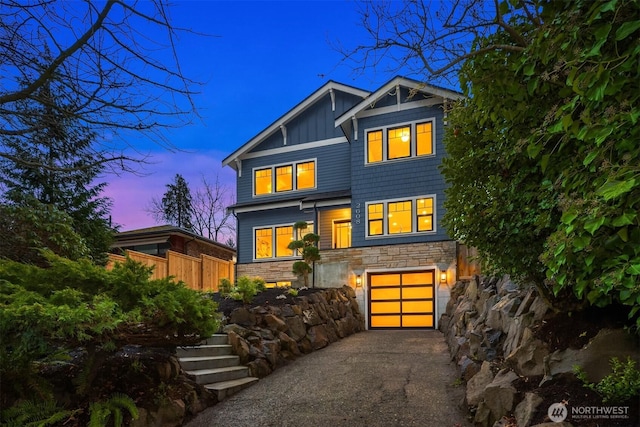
[0, 253, 220, 426]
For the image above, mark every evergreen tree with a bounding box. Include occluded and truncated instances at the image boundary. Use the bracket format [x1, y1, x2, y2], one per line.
[161, 174, 194, 230]
[0, 76, 113, 264]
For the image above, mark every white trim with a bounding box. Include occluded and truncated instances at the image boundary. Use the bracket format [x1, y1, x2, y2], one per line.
[252, 158, 317, 198]
[252, 221, 314, 262]
[280, 125, 287, 146]
[335, 76, 464, 128]
[231, 200, 300, 214]
[300, 197, 351, 210]
[365, 194, 437, 238]
[241, 136, 347, 160]
[364, 118, 437, 165]
[332, 218, 352, 250]
[223, 81, 369, 170]
[355, 98, 442, 120]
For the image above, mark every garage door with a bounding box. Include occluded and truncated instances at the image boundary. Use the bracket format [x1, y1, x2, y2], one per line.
[369, 271, 435, 329]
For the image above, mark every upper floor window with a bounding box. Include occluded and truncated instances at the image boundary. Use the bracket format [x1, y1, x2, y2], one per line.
[254, 159, 316, 196]
[254, 222, 315, 260]
[366, 196, 435, 237]
[366, 119, 434, 164]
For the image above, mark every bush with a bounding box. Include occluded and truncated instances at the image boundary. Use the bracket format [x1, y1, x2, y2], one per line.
[218, 278, 233, 296]
[575, 357, 640, 403]
[219, 276, 264, 304]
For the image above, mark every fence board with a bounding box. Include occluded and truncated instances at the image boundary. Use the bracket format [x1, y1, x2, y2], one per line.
[107, 250, 234, 291]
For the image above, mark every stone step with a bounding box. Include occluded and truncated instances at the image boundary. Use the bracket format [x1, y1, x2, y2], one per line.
[179, 355, 239, 371]
[204, 376, 260, 401]
[176, 344, 233, 358]
[186, 365, 249, 385]
[201, 334, 229, 345]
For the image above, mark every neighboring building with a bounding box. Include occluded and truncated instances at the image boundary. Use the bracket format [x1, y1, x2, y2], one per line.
[222, 76, 464, 329]
[112, 225, 236, 262]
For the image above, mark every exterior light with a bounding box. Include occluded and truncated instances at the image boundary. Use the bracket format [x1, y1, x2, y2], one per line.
[440, 271, 447, 284]
[356, 275, 362, 287]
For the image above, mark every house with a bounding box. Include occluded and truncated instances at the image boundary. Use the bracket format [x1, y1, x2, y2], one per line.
[222, 76, 465, 329]
[111, 225, 236, 262]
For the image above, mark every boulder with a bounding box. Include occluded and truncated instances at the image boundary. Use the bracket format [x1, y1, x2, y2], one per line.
[263, 313, 288, 332]
[302, 309, 323, 326]
[515, 392, 544, 427]
[483, 369, 519, 424]
[153, 398, 185, 427]
[278, 331, 301, 356]
[285, 316, 307, 341]
[506, 335, 548, 377]
[307, 325, 330, 350]
[229, 307, 256, 326]
[248, 358, 272, 378]
[466, 361, 495, 406]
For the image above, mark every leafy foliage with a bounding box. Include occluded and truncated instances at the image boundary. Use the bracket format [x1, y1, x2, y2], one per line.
[0, 399, 77, 427]
[0, 253, 220, 413]
[288, 221, 321, 287]
[575, 357, 640, 403]
[88, 393, 139, 427]
[442, 0, 640, 323]
[219, 276, 265, 304]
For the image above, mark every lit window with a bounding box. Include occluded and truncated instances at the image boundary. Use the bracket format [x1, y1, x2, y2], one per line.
[276, 165, 293, 192]
[296, 161, 315, 189]
[255, 168, 272, 195]
[368, 203, 384, 236]
[388, 200, 412, 234]
[334, 220, 351, 249]
[388, 126, 411, 160]
[416, 122, 433, 156]
[255, 228, 273, 258]
[366, 196, 435, 237]
[367, 130, 383, 163]
[276, 226, 294, 257]
[417, 198, 434, 231]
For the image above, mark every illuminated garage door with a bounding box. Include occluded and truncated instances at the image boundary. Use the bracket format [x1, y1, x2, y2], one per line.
[369, 271, 435, 328]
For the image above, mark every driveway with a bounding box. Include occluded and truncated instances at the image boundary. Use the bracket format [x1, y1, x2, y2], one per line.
[185, 330, 471, 427]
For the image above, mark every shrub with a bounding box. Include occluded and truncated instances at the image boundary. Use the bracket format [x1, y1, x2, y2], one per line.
[218, 278, 233, 296]
[219, 276, 264, 304]
[575, 357, 640, 403]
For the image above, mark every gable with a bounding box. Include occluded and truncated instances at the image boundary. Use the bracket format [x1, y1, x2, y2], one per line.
[222, 82, 369, 171]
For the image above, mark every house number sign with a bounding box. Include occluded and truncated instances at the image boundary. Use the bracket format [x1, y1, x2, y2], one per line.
[354, 203, 361, 224]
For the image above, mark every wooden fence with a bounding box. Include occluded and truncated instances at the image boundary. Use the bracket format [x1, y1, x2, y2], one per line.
[107, 250, 234, 292]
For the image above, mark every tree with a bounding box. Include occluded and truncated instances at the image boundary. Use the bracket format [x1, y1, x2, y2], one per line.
[148, 173, 236, 244]
[0, 0, 200, 173]
[287, 221, 321, 287]
[191, 174, 236, 243]
[0, 77, 114, 264]
[148, 174, 194, 230]
[348, 0, 640, 325]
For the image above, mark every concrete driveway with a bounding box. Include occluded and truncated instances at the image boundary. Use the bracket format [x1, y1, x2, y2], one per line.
[185, 330, 471, 427]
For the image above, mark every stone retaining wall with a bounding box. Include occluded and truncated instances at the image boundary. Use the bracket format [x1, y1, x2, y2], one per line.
[441, 276, 640, 427]
[222, 286, 366, 378]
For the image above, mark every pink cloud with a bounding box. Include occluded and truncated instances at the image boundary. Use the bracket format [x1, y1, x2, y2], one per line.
[104, 150, 235, 231]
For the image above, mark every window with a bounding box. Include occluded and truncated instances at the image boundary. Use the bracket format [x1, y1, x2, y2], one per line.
[366, 196, 436, 237]
[255, 168, 272, 195]
[367, 130, 383, 163]
[366, 119, 435, 164]
[253, 223, 314, 260]
[388, 200, 412, 234]
[333, 220, 351, 249]
[253, 159, 316, 196]
[276, 166, 293, 192]
[368, 203, 383, 236]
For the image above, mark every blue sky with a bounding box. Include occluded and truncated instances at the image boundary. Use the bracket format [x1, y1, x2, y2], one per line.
[106, 0, 416, 230]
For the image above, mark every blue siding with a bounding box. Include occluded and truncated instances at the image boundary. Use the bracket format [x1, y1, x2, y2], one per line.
[349, 104, 451, 247]
[236, 207, 314, 263]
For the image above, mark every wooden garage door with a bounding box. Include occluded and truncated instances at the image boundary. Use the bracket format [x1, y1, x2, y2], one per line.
[369, 271, 435, 329]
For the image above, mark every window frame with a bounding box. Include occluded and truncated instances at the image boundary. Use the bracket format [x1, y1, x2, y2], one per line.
[252, 158, 317, 197]
[365, 195, 436, 238]
[252, 222, 315, 261]
[365, 118, 436, 165]
[332, 219, 352, 249]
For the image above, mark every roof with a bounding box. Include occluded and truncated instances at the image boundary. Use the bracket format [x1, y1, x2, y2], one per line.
[335, 76, 465, 128]
[112, 225, 235, 252]
[222, 80, 369, 171]
[228, 189, 352, 213]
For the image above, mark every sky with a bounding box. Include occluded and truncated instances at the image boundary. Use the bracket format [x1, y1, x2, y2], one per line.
[104, 0, 416, 231]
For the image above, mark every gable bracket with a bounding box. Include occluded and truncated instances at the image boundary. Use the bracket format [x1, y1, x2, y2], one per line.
[235, 158, 242, 177]
[330, 88, 336, 112]
[280, 125, 287, 146]
[352, 116, 358, 141]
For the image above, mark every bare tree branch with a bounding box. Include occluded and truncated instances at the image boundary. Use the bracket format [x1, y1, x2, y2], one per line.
[0, 0, 204, 173]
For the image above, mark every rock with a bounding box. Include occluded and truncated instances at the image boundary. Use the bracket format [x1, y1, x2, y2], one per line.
[153, 398, 186, 427]
[474, 401, 492, 427]
[223, 323, 250, 337]
[506, 336, 548, 377]
[458, 355, 481, 381]
[263, 313, 288, 332]
[285, 316, 307, 341]
[483, 369, 519, 424]
[515, 392, 544, 427]
[229, 307, 256, 326]
[497, 276, 519, 296]
[278, 331, 301, 356]
[307, 325, 329, 350]
[227, 331, 251, 364]
[248, 358, 272, 378]
[467, 361, 495, 406]
[464, 276, 479, 302]
[261, 340, 280, 368]
[302, 309, 323, 326]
